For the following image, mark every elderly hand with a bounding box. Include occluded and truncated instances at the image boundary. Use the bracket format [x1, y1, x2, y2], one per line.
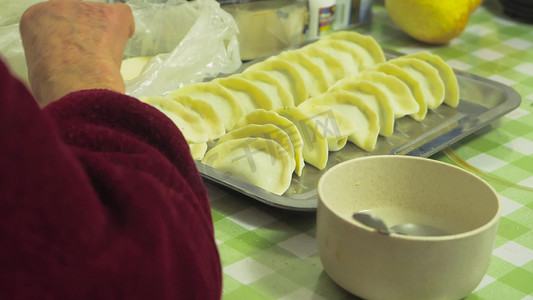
[20, 0, 135, 107]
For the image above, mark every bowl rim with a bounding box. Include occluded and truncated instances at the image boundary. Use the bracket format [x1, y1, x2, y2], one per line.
[317, 155, 502, 241]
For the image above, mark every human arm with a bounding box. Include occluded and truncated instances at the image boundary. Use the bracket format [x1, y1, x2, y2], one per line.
[0, 0, 221, 298]
[20, 0, 134, 107]
[0, 61, 221, 299]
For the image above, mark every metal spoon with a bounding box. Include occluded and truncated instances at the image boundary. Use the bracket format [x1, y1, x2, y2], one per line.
[352, 211, 449, 237]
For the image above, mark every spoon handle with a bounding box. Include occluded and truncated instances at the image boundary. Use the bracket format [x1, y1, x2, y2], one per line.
[352, 212, 392, 234]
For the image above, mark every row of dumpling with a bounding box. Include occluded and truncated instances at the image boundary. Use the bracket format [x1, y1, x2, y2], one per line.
[140, 31, 460, 195]
[308, 51, 460, 152]
[197, 52, 460, 194]
[140, 31, 387, 150]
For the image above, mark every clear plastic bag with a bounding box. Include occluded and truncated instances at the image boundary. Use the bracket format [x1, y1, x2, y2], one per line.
[0, 23, 27, 83]
[0, 0, 44, 83]
[0, 0, 241, 97]
[124, 0, 242, 98]
[0, 0, 43, 27]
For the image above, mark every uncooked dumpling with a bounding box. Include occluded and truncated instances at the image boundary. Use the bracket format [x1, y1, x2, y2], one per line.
[387, 57, 445, 110]
[329, 80, 395, 136]
[296, 104, 352, 152]
[240, 70, 294, 108]
[236, 109, 305, 176]
[373, 62, 428, 121]
[168, 94, 225, 141]
[404, 52, 460, 107]
[299, 91, 380, 151]
[245, 57, 308, 105]
[297, 45, 345, 86]
[202, 137, 292, 195]
[342, 70, 419, 119]
[214, 76, 273, 113]
[274, 106, 328, 170]
[120, 56, 152, 81]
[305, 40, 364, 75]
[189, 142, 207, 161]
[167, 82, 244, 131]
[325, 31, 386, 66]
[216, 123, 296, 173]
[141, 96, 208, 144]
[278, 50, 330, 97]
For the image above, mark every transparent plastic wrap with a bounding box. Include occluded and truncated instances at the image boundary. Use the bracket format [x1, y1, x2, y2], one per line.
[124, 0, 242, 98]
[0, 23, 27, 83]
[0, 0, 43, 27]
[0, 0, 44, 83]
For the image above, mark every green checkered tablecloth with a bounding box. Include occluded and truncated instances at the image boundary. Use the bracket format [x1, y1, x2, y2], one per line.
[207, 1, 533, 299]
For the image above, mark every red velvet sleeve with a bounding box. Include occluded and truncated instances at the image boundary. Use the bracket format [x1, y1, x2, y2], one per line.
[0, 60, 221, 300]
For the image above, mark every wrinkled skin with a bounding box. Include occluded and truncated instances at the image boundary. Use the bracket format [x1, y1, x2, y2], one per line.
[20, 0, 135, 107]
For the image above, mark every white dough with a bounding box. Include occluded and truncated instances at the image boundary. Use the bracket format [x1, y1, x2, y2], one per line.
[202, 137, 293, 195]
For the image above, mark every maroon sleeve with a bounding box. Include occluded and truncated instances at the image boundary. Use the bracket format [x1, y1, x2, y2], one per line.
[0, 60, 221, 300]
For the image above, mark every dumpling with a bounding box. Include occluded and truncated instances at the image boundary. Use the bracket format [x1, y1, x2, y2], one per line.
[297, 104, 353, 152]
[404, 52, 460, 107]
[216, 123, 296, 173]
[373, 62, 428, 121]
[297, 45, 345, 85]
[299, 91, 380, 151]
[329, 80, 395, 137]
[387, 57, 445, 110]
[189, 142, 207, 161]
[214, 76, 273, 113]
[168, 95, 225, 141]
[167, 82, 244, 131]
[305, 40, 364, 75]
[240, 70, 294, 108]
[202, 137, 292, 195]
[278, 50, 330, 97]
[236, 109, 305, 176]
[341, 70, 419, 119]
[274, 106, 328, 170]
[141, 96, 208, 144]
[245, 57, 308, 105]
[324, 31, 386, 66]
[120, 56, 152, 81]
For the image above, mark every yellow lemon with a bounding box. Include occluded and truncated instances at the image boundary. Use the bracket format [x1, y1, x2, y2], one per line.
[385, 0, 481, 44]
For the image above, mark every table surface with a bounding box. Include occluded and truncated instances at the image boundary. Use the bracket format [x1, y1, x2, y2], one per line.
[206, 1, 533, 299]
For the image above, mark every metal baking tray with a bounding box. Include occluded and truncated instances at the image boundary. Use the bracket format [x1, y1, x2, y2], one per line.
[196, 51, 522, 211]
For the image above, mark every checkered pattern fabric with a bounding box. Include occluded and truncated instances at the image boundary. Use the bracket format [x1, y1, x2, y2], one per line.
[209, 2, 533, 299]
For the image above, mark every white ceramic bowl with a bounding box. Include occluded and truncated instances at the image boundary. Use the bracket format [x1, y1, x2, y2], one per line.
[316, 155, 500, 300]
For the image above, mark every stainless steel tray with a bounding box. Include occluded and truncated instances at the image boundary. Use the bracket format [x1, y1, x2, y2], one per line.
[196, 53, 522, 211]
